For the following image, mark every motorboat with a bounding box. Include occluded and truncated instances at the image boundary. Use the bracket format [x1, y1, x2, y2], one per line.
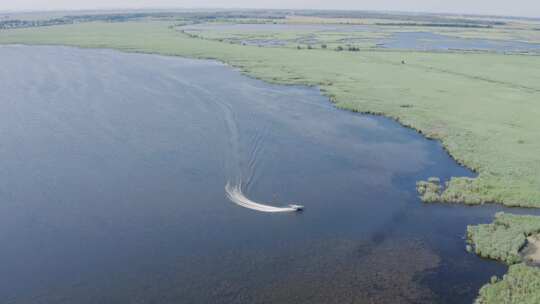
[288, 204, 304, 211]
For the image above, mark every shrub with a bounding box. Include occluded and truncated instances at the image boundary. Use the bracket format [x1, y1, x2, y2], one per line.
[467, 212, 540, 265]
[476, 263, 540, 304]
[416, 178, 442, 203]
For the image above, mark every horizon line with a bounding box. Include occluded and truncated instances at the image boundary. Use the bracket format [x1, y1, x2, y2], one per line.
[0, 7, 538, 20]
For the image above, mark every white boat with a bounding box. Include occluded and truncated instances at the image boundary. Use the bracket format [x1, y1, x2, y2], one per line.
[288, 204, 304, 211]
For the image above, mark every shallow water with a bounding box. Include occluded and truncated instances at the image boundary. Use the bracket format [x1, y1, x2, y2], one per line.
[381, 31, 540, 53]
[182, 23, 540, 53]
[0, 45, 515, 303]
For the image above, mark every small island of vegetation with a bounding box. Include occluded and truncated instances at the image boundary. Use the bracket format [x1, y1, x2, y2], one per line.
[468, 213, 540, 303]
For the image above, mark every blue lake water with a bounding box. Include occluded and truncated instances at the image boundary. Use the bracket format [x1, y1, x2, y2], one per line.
[0, 45, 522, 303]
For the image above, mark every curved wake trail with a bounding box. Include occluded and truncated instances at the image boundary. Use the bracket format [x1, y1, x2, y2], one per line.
[225, 183, 297, 213]
[180, 80, 299, 213]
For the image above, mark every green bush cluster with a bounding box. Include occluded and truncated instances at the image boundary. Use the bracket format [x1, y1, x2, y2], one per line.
[417, 176, 497, 205]
[467, 212, 540, 264]
[476, 263, 540, 304]
[469, 213, 540, 303]
[416, 177, 442, 202]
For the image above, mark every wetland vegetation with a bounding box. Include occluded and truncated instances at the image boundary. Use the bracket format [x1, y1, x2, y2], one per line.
[1, 9, 540, 303]
[467, 213, 540, 264]
[468, 213, 540, 303]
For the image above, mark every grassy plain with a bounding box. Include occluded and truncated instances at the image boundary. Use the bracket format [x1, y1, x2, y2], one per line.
[1, 21, 540, 208]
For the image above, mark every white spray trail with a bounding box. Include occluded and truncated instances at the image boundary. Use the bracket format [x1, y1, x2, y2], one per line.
[225, 183, 298, 213]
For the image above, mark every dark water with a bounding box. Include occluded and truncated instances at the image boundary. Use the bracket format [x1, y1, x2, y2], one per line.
[0, 45, 510, 303]
[381, 31, 540, 53]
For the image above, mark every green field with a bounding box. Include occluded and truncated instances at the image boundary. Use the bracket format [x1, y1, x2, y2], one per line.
[2, 20, 539, 207]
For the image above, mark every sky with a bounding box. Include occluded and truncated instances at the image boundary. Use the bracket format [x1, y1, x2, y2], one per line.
[0, 0, 538, 18]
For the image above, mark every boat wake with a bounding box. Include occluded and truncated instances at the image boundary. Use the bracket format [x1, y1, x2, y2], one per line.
[193, 84, 303, 213]
[225, 183, 301, 213]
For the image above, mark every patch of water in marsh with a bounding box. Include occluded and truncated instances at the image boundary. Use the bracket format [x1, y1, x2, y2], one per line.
[0, 45, 513, 303]
[381, 31, 540, 53]
[182, 23, 540, 53]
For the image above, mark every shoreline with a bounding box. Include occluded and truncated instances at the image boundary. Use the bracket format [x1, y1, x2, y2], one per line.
[0, 40, 533, 208]
[2, 24, 540, 302]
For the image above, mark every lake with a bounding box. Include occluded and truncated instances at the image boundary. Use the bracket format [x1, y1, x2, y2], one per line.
[0, 45, 511, 303]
